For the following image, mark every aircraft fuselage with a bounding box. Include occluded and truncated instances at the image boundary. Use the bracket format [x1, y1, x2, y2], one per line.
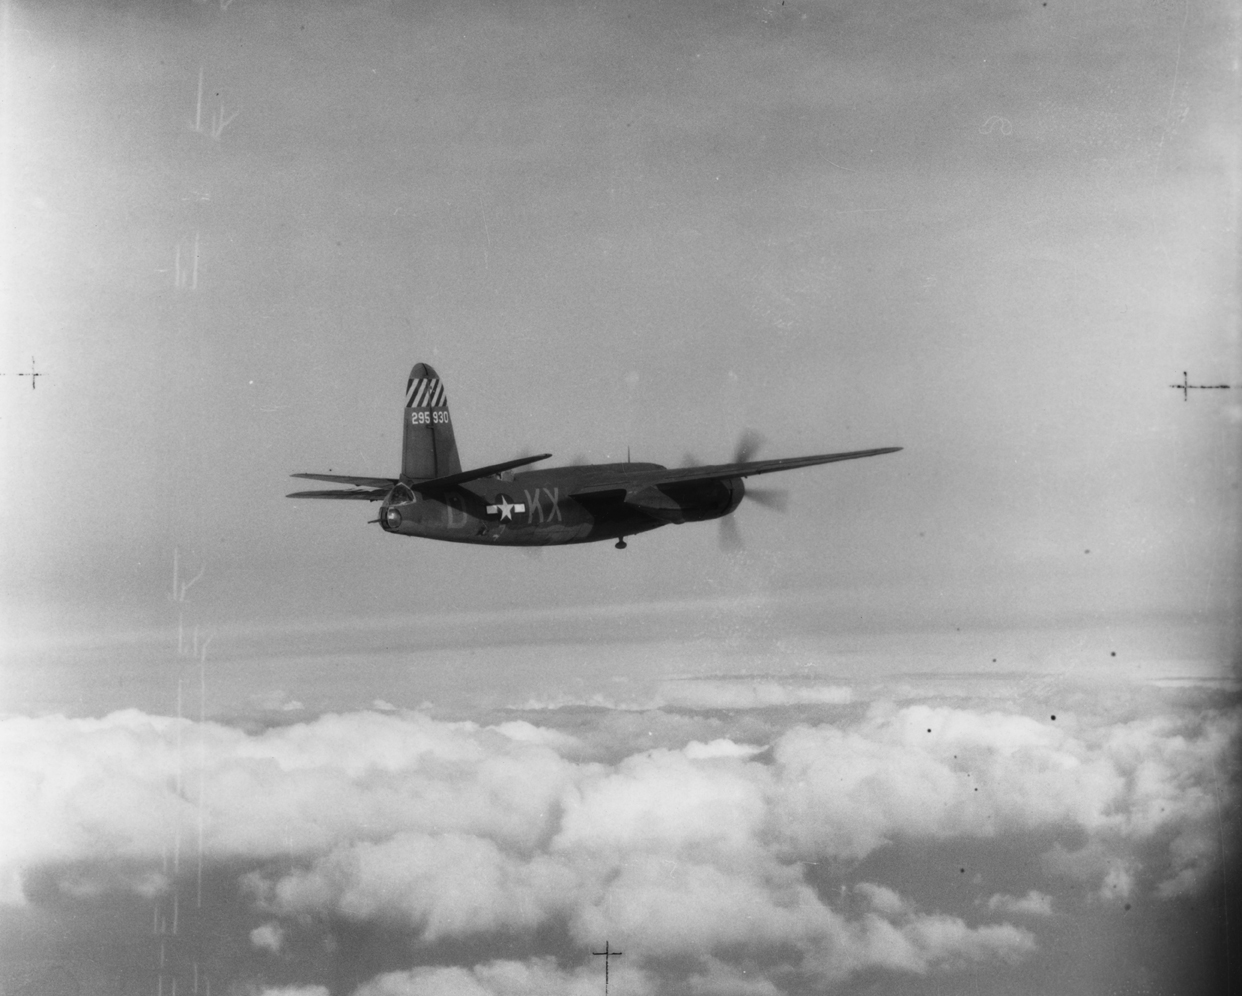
[379, 463, 744, 546]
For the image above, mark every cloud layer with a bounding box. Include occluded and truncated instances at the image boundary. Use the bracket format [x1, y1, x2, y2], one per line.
[2, 688, 1237, 995]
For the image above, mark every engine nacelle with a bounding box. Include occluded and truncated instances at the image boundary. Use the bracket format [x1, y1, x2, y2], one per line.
[721, 476, 745, 517]
[656, 476, 744, 523]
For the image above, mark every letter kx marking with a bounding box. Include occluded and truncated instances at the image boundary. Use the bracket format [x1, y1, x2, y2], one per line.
[523, 488, 562, 523]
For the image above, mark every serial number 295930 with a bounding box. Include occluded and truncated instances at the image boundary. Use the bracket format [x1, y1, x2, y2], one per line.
[410, 410, 450, 425]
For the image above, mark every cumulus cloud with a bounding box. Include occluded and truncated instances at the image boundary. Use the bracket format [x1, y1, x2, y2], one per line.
[352, 959, 610, 996]
[248, 690, 306, 713]
[837, 883, 1036, 977]
[984, 891, 1054, 917]
[658, 679, 853, 709]
[512, 677, 854, 713]
[683, 738, 766, 759]
[258, 988, 328, 996]
[0, 709, 578, 903]
[52, 865, 168, 900]
[855, 881, 914, 917]
[682, 958, 783, 996]
[349, 955, 819, 996]
[554, 745, 768, 856]
[1098, 861, 1138, 903]
[250, 920, 285, 953]
[249, 831, 577, 939]
[1, 692, 1236, 994]
[769, 701, 1239, 895]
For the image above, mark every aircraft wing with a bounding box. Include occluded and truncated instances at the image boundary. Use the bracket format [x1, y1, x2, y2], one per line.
[286, 487, 391, 500]
[568, 447, 902, 497]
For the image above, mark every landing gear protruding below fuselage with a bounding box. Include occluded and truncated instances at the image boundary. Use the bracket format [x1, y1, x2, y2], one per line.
[615, 538, 627, 550]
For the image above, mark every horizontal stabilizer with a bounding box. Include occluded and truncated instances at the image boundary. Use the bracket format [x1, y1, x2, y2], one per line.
[409, 453, 552, 493]
[290, 473, 398, 488]
[286, 488, 390, 501]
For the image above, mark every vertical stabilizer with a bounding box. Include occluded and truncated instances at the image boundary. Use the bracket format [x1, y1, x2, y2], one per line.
[402, 363, 462, 481]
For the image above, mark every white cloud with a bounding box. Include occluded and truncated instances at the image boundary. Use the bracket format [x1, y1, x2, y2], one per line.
[566, 853, 830, 955]
[985, 890, 1054, 917]
[352, 956, 788, 996]
[0, 709, 578, 903]
[249, 690, 305, 713]
[1, 694, 1235, 991]
[802, 908, 1036, 981]
[682, 958, 783, 996]
[1098, 861, 1137, 902]
[487, 720, 582, 750]
[768, 702, 1239, 877]
[554, 747, 768, 856]
[855, 881, 914, 917]
[683, 738, 766, 759]
[250, 920, 285, 953]
[53, 866, 168, 900]
[895, 915, 1036, 970]
[352, 959, 617, 996]
[259, 988, 329, 996]
[512, 678, 853, 713]
[355, 967, 492, 996]
[252, 831, 577, 940]
[658, 679, 853, 709]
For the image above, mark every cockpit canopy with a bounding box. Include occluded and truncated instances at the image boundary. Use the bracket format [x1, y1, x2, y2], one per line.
[387, 483, 415, 505]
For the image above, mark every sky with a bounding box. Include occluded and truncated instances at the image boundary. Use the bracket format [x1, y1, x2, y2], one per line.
[1, 0, 1239, 994]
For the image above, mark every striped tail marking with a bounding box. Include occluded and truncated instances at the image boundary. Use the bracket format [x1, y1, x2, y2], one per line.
[406, 377, 448, 409]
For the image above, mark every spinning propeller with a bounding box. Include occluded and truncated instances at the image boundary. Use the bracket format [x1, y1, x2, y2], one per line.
[685, 430, 790, 552]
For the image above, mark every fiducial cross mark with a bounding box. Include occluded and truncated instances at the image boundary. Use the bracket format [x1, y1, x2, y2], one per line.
[1170, 371, 1231, 401]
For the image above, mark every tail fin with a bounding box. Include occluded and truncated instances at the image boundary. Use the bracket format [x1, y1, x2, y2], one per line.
[402, 362, 462, 481]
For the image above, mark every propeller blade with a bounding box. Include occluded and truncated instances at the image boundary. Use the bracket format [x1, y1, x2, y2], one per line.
[719, 514, 744, 552]
[733, 429, 765, 465]
[746, 486, 789, 512]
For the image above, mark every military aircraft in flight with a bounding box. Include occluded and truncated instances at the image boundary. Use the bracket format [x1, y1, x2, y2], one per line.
[288, 363, 901, 550]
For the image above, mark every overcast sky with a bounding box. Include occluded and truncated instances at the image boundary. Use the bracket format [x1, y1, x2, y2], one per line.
[1, 0, 1239, 994]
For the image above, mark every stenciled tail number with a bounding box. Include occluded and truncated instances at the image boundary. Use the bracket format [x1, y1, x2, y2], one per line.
[410, 410, 450, 425]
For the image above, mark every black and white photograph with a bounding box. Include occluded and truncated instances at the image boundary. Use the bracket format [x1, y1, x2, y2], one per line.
[2, 1, 1238, 993]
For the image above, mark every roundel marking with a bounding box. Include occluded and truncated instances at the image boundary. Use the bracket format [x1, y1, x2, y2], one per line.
[485, 494, 527, 521]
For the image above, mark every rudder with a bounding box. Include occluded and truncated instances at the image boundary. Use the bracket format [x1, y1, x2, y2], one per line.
[402, 362, 462, 481]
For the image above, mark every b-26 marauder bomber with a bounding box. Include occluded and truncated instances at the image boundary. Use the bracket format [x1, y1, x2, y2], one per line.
[288, 363, 902, 550]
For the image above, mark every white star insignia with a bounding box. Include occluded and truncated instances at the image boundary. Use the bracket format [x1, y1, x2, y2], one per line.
[486, 497, 526, 521]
